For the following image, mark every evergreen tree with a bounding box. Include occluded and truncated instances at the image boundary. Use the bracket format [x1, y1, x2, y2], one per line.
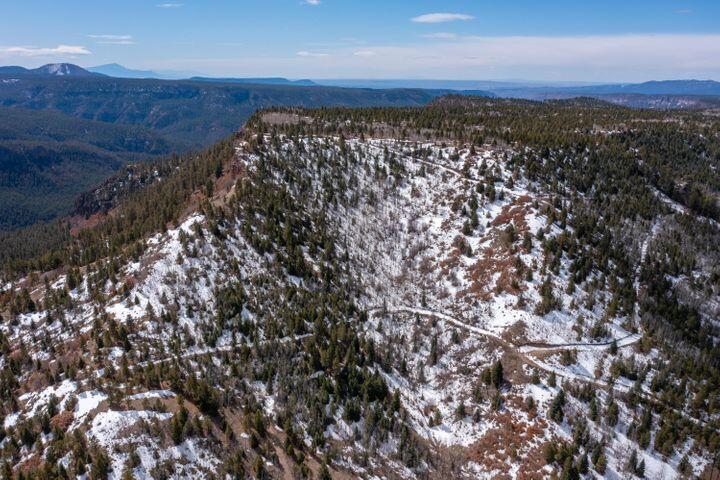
[549, 389, 566, 423]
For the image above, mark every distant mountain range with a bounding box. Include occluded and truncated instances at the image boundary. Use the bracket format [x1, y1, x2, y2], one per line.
[0, 63, 105, 77]
[5, 63, 718, 99]
[0, 62, 197, 80]
[86, 63, 201, 80]
[88, 64, 319, 85]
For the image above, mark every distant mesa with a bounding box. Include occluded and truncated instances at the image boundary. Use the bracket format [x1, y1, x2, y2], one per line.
[87, 64, 319, 85]
[189, 76, 318, 86]
[87, 63, 160, 79]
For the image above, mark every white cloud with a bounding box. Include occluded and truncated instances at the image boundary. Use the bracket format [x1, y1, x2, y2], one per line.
[421, 32, 459, 39]
[345, 34, 720, 81]
[157, 3, 183, 7]
[156, 34, 720, 82]
[88, 35, 135, 45]
[297, 51, 329, 57]
[353, 50, 375, 57]
[411, 13, 474, 24]
[0, 45, 91, 57]
[304, 0, 321, 5]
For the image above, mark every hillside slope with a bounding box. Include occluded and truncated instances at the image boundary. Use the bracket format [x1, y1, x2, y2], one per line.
[0, 106, 174, 231]
[0, 99, 718, 479]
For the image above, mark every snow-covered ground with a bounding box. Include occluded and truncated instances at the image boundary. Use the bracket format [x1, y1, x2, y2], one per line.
[1, 133, 714, 479]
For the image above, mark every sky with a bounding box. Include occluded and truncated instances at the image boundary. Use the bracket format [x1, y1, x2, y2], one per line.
[1, 0, 719, 82]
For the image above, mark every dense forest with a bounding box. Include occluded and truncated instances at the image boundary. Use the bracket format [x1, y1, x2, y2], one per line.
[0, 75, 442, 148]
[0, 106, 176, 231]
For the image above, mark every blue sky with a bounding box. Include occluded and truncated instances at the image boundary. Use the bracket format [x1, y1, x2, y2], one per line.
[1, 0, 719, 81]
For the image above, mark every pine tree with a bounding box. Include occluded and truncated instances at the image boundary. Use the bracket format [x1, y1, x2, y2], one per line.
[491, 392, 503, 411]
[543, 443, 557, 464]
[595, 454, 607, 474]
[549, 389, 566, 423]
[318, 462, 332, 480]
[606, 399, 619, 427]
[636, 459, 645, 478]
[455, 400, 467, 420]
[548, 371, 557, 388]
[429, 334, 438, 366]
[578, 454, 589, 474]
[678, 455, 691, 476]
[491, 360, 504, 389]
[90, 446, 110, 480]
[626, 450, 638, 474]
[589, 397, 598, 421]
[561, 456, 579, 480]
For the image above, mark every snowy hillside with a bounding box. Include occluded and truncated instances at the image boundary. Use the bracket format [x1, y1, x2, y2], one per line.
[0, 100, 718, 479]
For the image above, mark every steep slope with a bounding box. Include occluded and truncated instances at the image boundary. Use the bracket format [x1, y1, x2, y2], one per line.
[0, 106, 174, 231]
[0, 99, 718, 479]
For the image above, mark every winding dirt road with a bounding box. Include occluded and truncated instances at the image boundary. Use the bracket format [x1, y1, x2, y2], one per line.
[370, 305, 711, 427]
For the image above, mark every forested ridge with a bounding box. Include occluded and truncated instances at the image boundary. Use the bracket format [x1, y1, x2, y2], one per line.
[0, 75, 448, 232]
[0, 96, 718, 479]
[0, 76, 441, 148]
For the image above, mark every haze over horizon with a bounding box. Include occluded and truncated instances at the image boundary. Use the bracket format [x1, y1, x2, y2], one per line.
[1, 0, 719, 82]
